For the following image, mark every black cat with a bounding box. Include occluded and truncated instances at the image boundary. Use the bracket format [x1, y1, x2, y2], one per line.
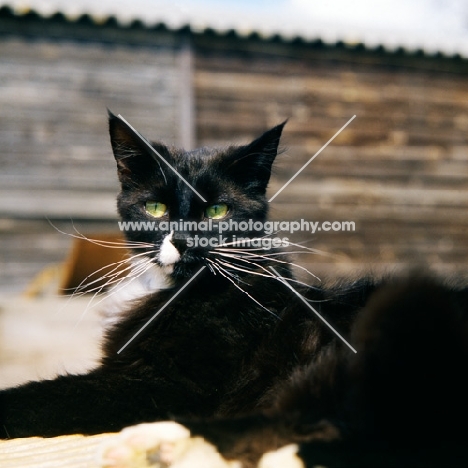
[0, 113, 321, 437]
[1, 114, 467, 468]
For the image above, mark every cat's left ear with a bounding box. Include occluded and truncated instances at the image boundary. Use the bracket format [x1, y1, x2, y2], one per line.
[226, 121, 287, 193]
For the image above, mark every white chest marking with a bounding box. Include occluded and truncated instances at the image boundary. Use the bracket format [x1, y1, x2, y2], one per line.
[100, 262, 173, 327]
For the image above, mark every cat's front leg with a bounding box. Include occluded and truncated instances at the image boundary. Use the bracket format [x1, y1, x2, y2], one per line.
[0, 368, 209, 438]
[99, 421, 305, 468]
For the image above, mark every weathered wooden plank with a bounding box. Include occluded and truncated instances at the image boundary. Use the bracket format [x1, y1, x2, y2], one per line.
[195, 71, 468, 107]
[0, 190, 118, 219]
[267, 180, 468, 207]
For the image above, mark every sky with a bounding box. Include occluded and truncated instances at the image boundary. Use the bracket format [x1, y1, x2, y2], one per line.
[4, 0, 468, 56]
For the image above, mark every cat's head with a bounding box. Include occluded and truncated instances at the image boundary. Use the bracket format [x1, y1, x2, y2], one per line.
[109, 112, 285, 280]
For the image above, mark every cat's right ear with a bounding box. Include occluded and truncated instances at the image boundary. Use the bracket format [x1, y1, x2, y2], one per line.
[108, 111, 168, 186]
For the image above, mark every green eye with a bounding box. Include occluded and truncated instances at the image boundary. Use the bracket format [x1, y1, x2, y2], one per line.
[205, 203, 229, 219]
[145, 201, 167, 218]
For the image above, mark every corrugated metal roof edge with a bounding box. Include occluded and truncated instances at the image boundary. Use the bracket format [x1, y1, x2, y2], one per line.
[0, 5, 467, 64]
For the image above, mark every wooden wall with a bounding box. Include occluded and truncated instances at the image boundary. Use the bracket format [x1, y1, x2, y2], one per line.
[0, 14, 467, 292]
[194, 36, 468, 278]
[0, 33, 184, 292]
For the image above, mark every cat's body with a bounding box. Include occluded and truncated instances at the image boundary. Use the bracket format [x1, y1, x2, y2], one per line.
[1, 114, 467, 467]
[0, 243, 374, 437]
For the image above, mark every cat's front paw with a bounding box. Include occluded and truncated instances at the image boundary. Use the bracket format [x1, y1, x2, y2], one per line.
[258, 445, 305, 468]
[98, 421, 240, 468]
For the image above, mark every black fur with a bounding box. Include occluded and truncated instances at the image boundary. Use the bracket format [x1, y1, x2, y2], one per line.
[0, 114, 293, 437]
[184, 276, 468, 467]
[1, 115, 467, 468]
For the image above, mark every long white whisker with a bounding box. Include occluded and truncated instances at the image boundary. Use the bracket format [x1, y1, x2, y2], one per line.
[86, 262, 152, 311]
[206, 261, 217, 276]
[215, 248, 307, 257]
[74, 258, 156, 326]
[207, 257, 249, 285]
[216, 241, 335, 259]
[67, 250, 157, 296]
[214, 249, 321, 283]
[281, 241, 339, 259]
[69, 221, 153, 248]
[72, 259, 150, 302]
[55, 250, 156, 318]
[47, 219, 154, 249]
[214, 224, 338, 260]
[208, 259, 280, 320]
[70, 249, 156, 312]
[212, 251, 319, 290]
[215, 258, 277, 280]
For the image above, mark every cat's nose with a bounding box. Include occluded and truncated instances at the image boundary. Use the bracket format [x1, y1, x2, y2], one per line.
[171, 232, 190, 253]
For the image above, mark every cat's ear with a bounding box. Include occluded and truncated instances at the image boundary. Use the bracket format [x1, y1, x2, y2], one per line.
[226, 121, 286, 193]
[108, 111, 168, 185]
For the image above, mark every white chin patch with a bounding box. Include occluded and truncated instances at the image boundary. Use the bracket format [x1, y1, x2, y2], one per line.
[159, 231, 181, 266]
